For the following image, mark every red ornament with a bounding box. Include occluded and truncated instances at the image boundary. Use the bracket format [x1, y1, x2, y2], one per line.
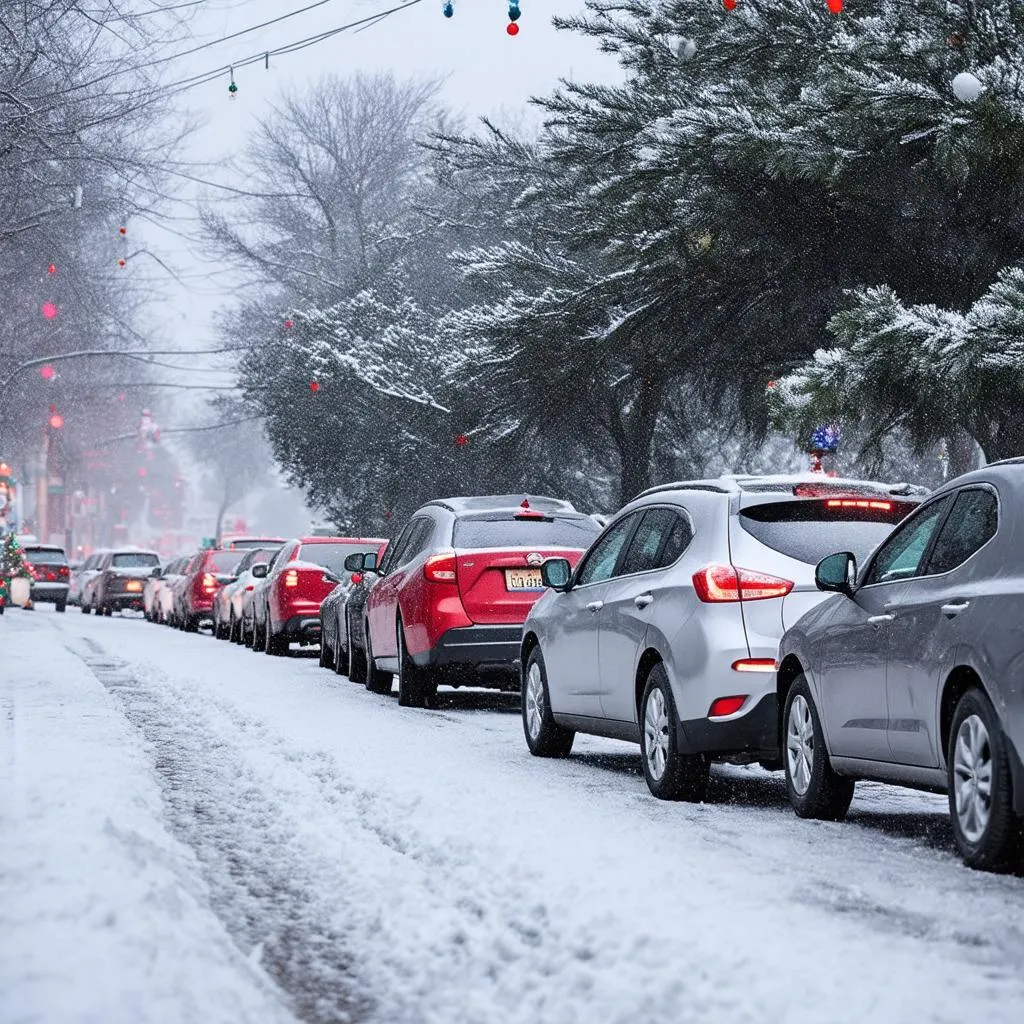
[41, 302, 58, 319]
[47, 263, 56, 274]
[827, 0, 843, 13]
[309, 381, 320, 393]
[117, 258, 127, 268]
[766, 380, 777, 390]
[119, 227, 127, 235]
[284, 319, 294, 329]
[48, 406, 63, 430]
[723, 0, 736, 9]
[40, 365, 55, 381]
[507, 21, 519, 35]
[456, 434, 469, 447]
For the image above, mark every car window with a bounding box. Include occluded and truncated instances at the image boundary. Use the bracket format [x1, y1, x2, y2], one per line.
[111, 552, 159, 568]
[453, 514, 601, 550]
[25, 548, 67, 565]
[862, 497, 951, 586]
[380, 522, 415, 573]
[576, 512, 640, 586]
[398, 519, 433, 567]
[618, 509, 690, 576]
[924, 488, 998, 576]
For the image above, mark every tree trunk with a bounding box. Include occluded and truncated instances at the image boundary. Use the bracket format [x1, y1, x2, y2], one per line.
[608, 375, 665, 508]
[946, 430, 978, 478]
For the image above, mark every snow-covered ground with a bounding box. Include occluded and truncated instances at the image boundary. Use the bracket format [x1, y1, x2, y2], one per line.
[4, 608, 1024, 1024]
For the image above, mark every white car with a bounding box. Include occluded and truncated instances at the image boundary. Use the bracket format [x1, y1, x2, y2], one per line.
[69, 549, 109, 607]
[213, 545, 281, 641]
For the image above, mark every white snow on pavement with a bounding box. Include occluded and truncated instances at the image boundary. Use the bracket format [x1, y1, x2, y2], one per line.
[5, 608, 1024, 1024]
[0, 612, 297, 1024]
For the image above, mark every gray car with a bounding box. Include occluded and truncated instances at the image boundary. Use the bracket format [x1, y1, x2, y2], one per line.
[778, 461, 1024, 872]
[521, 474, 923, 801]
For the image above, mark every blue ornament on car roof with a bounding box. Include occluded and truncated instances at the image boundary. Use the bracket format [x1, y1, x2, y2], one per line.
[811, 423, 842, 454]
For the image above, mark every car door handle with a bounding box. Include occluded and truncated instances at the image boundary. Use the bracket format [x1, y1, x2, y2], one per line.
[867, 613, 895, 624]
[941, 601, 970, 617]
[586, 600, 604, 612]
[634, 594, 654, 609]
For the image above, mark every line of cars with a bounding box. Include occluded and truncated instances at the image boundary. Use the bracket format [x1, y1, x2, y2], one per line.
[82, 466, 1024, 874]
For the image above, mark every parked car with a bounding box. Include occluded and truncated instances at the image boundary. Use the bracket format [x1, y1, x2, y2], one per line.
[251, 536, 387, 656]
[319, 541, 389, 675]
[70, 549, 110, 608]
[353, 496, 602, 708]
[177, 547, 246, 632]
[142, 560, 165, 621]
[148, 555, 185, 623]
[157, 555, 192, 626]
[89, 547, 162, 615]
[777, 462, 1024, 872]
[212, 545, 280, 641]
[520, 475, 925, 801]
[23, 544, 70, 611]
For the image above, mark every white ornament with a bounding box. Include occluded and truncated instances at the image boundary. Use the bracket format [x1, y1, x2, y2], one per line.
[952, 72, 984, 102]
[676, 37, 697, 61]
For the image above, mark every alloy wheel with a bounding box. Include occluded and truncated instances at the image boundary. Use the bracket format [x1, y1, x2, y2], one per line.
[643, 686, 670, 782]
[787, 694, 814, 796]
[525, 661, 545, 741]
[953, 713, 993, 844]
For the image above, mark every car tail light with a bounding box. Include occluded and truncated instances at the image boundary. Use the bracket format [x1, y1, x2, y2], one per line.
[825, 498, 893, 511]
[709, 695, 748, 718]
[692, 564, 793, 602]
[201, 572, 218, 592]
[732, 658, 777, 673]
[424, 552, 458, 583]
[284, 569, 299, 588]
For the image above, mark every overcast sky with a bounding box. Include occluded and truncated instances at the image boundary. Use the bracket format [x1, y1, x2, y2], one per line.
[147, 0, 620, 364]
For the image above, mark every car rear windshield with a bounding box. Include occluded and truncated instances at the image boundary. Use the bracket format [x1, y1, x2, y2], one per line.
[25, 548, 67, 565]
[208, 550, 245, 573]
[738, 499, 918, 565]
[298, 543, 379, 576]
[453, 514, 602, 550]
[111, 552, 160, 568]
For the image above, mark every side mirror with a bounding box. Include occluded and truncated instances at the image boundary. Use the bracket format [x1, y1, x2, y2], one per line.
[541, 557, 573, 591]
[149, 567, 162, 579]
[217, 574, 236, 585]
[343, 553, 364, 572]
[815, 551, 856, 596]
[251, 563, 268, 579]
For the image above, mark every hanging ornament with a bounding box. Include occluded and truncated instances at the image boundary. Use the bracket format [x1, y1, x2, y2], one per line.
[284, 318, 294, 329]
[723, 0, 737, 10]
[507, 22, 519, 35]
[229, 67, 238, 99]
[508, 2, 521, 20]
[117, 258, 126, 268]
[119, 226, 127, 236]
[952, 71, 984, 102]
[40, 365, 55, 381]
[811, 423, 841, 453]
[827, 0, 843, 13]
[47, 263, 57, 274]
[766, 380, 776, 390]
[309, 381, 320, 393]
[41, 302, 58, 320]
[455, 434, 469, 447]
[442, 1, 453, 16]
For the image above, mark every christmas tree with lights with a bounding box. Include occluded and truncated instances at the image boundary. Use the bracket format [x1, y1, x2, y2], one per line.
[0, 532, 32, 610]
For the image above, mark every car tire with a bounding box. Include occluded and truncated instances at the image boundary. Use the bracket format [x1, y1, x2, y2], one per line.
[364, 620, 393, 695]
[522, 647, 574, 758]
[783, 675, 855, 821]
[81, 602, 91, 614]
[640, 664, 709, 801]
[948, 688, 1023, 872]
[319, 633, 332, 668]
[55, 600, 66, 613]
[333, 622, 349, 677]
[102, 604, 112, 618]
[264, 620, 287, 656]
[397, 618, 427, 708]
[348, 613, 367, 685]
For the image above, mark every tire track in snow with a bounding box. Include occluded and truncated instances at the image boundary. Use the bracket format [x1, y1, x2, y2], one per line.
[72, 637, 369, 1024]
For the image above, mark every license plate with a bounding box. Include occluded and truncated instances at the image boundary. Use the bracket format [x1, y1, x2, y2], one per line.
[505, 568, 544, 591]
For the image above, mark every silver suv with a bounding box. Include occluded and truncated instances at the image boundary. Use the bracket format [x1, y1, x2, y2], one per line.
[521, 474, 923, 801]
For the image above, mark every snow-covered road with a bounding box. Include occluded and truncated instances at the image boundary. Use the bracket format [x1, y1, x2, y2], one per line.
[4, 608, 1024, 1024]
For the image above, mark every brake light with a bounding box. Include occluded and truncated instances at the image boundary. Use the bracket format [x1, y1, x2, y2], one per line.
[58, 565, 69, 577]
[424, 552, 457, 583]
[201, 572, 217, 592]
[709, 695, 748, 718]
[732, 658, 777, 673]
[692, 564, 793, 602]
[825, 499, 893, 511]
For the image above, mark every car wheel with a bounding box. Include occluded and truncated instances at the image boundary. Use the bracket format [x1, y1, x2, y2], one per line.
[640, 663, 710, 801]
[102, 604, 112, 617]
[522, 647, 574, 758]
[318, 632, 332, 668]
[397, 618, 427, 708]
[348, 613, 367, 684]
[264, 619, 287, 656]
[948, 688, 1023, 872]
[364, 620, 393, 695]
[55, 600, 66, 613]
[783, 675, 855, 821]
[81, 602, 91, 614]
[333, 616, 350, 676]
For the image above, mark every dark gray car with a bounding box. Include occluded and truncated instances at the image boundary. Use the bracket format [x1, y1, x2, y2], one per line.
[778, 460, 1024, 872]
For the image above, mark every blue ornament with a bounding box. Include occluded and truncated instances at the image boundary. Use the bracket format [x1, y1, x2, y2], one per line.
[508, 3, 521, 20]
[442, 1, 453, 16]
[811, 423, 842, 454]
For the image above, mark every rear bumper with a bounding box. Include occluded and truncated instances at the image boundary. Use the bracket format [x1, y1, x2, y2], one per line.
[107, 594, 145, 610]
[676, 692, 779, 759]
[280, 614, 322, 642]
[416, 625, 522, 675]
[30, 583, 69, 602]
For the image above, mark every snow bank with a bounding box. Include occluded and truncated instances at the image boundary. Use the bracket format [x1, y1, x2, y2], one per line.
[0, 614, 296, 1024]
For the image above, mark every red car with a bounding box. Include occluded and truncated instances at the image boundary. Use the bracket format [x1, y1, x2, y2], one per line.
[178, 547, 247, 632]
[252, 536, 388, 656]
[357, 495, 602, 707]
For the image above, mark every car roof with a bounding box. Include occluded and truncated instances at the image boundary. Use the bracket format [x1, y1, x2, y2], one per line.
[424, 494, 578, 515]
[107, 546, 160, 556]
[638, 474, 928, 500]
[23, 543, 64, 551]
[929, 460, 1024, 495]
[294, 536, 388, 544]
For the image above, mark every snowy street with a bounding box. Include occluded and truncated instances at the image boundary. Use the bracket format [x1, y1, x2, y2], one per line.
[3, 609, 1024, 1024]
